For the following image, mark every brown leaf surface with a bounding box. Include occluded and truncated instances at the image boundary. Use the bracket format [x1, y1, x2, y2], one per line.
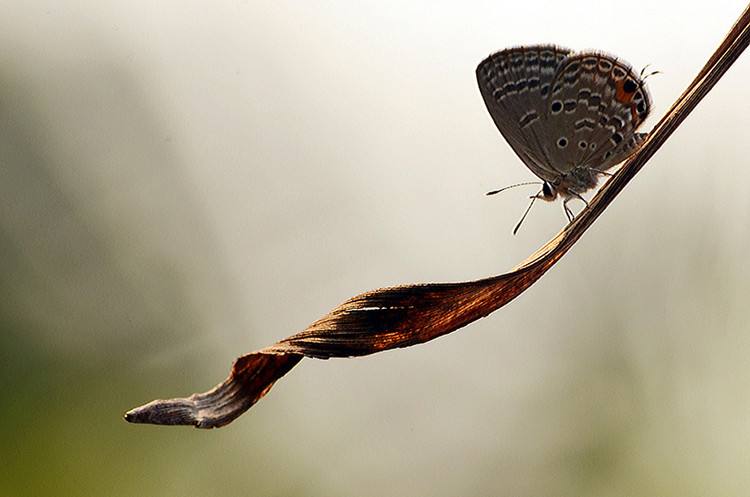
[125, 4, 750, 428]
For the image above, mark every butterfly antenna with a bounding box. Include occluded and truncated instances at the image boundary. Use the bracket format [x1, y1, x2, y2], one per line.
[640, 63, 661, 80]
[486, 181, 543, 196]
[512, 190, 542, 235]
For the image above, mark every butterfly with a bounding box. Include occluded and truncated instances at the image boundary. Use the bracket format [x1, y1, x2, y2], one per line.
[476, 45, 652, 232]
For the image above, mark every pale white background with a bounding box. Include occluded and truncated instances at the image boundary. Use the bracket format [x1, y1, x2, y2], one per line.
[2, 1, 750, 496]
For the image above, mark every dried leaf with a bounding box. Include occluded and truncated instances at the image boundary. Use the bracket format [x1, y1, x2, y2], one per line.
[125, 4, 750, 428]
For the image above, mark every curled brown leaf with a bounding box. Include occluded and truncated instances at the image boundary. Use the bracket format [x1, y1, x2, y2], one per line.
[125, 4, 750, 429]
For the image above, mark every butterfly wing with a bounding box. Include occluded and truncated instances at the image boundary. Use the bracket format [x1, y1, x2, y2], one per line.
[476, 45, 572, 183]
[543, 52, 652, 173]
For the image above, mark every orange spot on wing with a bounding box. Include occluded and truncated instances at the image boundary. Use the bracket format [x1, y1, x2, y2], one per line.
[614, 80, 635, 103]
[614, 80, 641, 126]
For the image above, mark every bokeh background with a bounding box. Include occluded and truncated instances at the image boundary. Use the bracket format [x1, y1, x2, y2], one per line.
[2, 1, 750, 496]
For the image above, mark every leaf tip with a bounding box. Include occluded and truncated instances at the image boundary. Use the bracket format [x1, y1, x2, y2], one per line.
[124, 398, 199, 427]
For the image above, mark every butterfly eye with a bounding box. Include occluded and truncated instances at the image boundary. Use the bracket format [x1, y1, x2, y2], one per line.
[542, 182, 554, 198]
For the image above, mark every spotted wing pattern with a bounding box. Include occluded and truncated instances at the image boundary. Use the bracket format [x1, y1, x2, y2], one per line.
[476, 45, 572, 183]
[544, 52, 651, 172]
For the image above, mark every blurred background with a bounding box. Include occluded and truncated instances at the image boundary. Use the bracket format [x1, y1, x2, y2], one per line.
[2, 1, 750, 496]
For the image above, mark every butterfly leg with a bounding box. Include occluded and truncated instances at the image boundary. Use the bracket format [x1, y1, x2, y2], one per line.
[563, 199, 575, 222]
[568, 191, 589, 208]
[562, 192, 589, 223]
